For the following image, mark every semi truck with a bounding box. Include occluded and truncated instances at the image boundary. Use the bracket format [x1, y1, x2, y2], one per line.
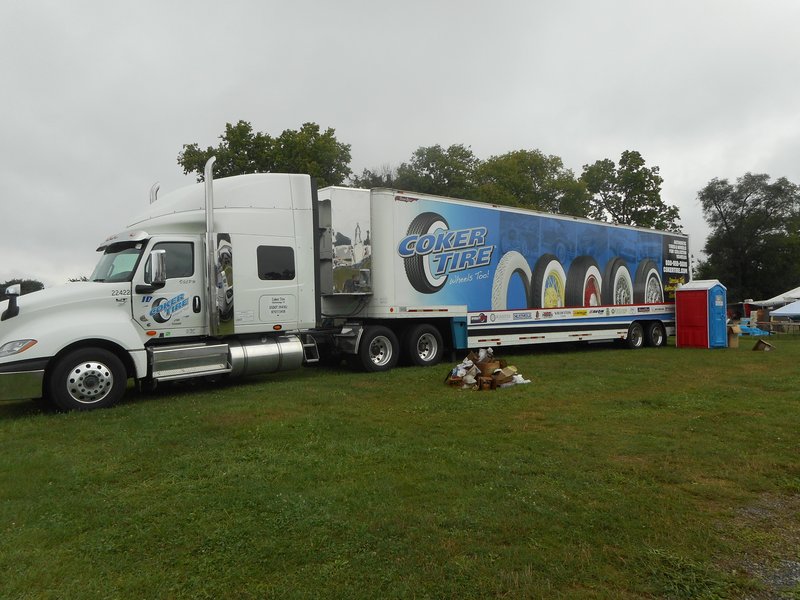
[0, 158, 691, 410]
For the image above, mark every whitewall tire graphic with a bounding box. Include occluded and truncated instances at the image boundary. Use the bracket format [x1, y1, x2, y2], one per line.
[603, 257, 633, 305]
[565, 256, 603, 307]
[634, 259, 664, 304]
[531, 254, 567, 308]
[491, 251, 532, 310]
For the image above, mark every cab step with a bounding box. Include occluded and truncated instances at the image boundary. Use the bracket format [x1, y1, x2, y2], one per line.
[301, 335, 320, 364]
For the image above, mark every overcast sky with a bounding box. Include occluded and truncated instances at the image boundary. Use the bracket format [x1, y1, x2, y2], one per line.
[2, 0, 798, 287]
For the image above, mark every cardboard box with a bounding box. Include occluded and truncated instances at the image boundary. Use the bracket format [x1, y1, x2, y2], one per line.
[478, 376, 494, 391]
[492, 366, 518, 385]
[479, 361, 501, 376]
[727, 324, 741, 349]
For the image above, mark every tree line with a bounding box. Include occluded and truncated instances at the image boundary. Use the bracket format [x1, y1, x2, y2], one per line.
[179, 121, 680, 231]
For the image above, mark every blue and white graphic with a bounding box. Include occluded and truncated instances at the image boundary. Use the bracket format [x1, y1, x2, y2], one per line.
[147, 293, 189, 323]
[394, 196, 690, 313]
[398, 212, 495, 293]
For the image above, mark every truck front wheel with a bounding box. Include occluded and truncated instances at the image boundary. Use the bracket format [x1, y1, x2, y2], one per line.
[47, 348, 127, 410]
[357, 326, 400, 372]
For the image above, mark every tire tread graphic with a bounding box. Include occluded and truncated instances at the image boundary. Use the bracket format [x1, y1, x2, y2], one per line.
[404, 212, 449, 294]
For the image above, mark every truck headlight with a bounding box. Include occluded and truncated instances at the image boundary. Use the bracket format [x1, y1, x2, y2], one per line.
[0, 339, 37, 358]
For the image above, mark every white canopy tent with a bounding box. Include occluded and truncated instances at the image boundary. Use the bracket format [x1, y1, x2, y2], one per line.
[751, 286, 800, 307]
[770, 300, 800, 317]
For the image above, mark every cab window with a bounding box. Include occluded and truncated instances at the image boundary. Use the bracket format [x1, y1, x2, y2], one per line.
[145, 242, 194, 282]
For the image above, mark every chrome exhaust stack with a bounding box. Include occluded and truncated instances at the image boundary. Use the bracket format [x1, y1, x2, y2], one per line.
[149, 182, 160, 204]
[204, 156, 220, 337]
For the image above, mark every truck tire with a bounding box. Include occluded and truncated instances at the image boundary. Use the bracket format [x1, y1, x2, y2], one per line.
[603, 257, 633, 306]
[626, 321, 645, 349]
[644, 321, 666, 347]
[531, 254, 566, 308]
[357, 326, 400, 372]
[403, 212, 449, 294]
[565, 256, 602, 307]
[491, 251, 532, 310]
[404, 323, 444, 367]
[634, 259, 664, 304]
[47, 348, 127, 411]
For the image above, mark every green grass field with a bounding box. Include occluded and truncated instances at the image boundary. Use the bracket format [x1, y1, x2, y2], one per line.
[1, 337, 799, 599]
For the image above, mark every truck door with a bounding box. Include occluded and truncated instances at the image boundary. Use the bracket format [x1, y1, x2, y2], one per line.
[131, 237, 207, 337]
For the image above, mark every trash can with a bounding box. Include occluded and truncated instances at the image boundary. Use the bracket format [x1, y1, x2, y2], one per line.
[675, 280, 728, 348]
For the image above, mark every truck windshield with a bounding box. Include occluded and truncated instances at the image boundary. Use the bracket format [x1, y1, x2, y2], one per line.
[90, 241, 145, 283]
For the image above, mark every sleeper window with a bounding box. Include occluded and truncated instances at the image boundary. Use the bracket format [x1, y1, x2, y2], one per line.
[257, 246, 295, 280]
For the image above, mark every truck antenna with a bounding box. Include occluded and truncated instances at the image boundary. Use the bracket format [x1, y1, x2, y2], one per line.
[149, 182, 160, 204]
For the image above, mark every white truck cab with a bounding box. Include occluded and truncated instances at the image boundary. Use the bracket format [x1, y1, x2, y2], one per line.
[0, 161, 320, 410]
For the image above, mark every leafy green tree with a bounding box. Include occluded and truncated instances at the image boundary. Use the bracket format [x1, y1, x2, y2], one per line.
[475, 149, 590, 217]
[178, 121, 274, 180]
[394, 144, 479, 198]
[696, 173, 800, 302]
[271, 123, 352, 187]
[1, 279, 44, 302]
[581, 150, 680, 230]
[178, 121, 352, 187]
[350, 164, 396, 188]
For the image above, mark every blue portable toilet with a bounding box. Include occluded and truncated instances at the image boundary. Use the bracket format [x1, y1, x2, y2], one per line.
[675, 280, 728, 348]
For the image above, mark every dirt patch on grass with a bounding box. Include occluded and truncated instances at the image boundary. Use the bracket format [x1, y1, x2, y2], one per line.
[727, 494, 800, 599]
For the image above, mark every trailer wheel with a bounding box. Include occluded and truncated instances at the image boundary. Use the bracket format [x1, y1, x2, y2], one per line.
[644, 321, 666, 347]
[358, 326, 400, 372]
[403, 212, 449, 294]
[404, 323, 444, 367]
[47, 348, 127, 411]
[634, 259, 664, 304]
[531, 254, 566, 308]
[565, 256, 603, 307]
[603, 257, 633, 305]
[491, 251, 532, 310]
[626, 322, 645, 349]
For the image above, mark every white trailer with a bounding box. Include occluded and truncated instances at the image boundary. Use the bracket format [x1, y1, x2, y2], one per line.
[0, 159, 691, 410]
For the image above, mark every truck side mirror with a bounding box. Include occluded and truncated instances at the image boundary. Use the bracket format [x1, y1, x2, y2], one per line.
[150, 249, 167, 286]
[1, 284, 22, 321]
[135, 249, 167, 294]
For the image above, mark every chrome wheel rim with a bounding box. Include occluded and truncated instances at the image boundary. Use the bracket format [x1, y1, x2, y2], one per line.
[369, 336, 393, 367]
[66, 361, 115, 404]
[416, 333, 439, 362]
